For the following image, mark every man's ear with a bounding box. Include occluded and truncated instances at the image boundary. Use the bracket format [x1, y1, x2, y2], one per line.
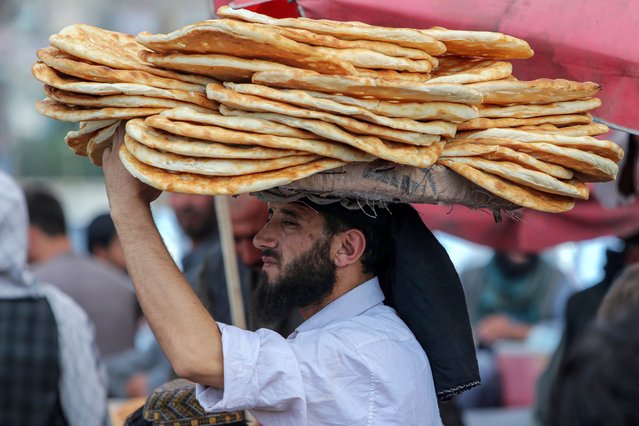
[332, 229, 367, 267]
[27, 225, 43, 262]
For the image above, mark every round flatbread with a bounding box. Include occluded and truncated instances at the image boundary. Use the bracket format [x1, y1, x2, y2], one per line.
[225, 82, 457, 137]
[124, 134, 321, 176]
[136, 19, 356, 76]
[445, 157, 589, 199]
[36, 47, 208, 92]
[49, 24, 210, 85]
[126, 118, 305, 159]
[119, 143, 347, 195]
[438, 159, 575, 213]
[144, 114, 373, 163]
[36, 98, 166, 122]
[441, 142, 573, 179]
[208, 83, 441, 145]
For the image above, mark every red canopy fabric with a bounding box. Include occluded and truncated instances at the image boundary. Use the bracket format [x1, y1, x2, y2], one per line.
[298, 0, 639, 133]
[414, 198, 639, 253]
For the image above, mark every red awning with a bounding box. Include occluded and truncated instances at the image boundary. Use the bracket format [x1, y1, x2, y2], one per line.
[414, 197, 639, 253]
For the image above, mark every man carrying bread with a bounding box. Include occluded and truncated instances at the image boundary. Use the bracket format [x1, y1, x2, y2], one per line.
[102, 126, 479, 425]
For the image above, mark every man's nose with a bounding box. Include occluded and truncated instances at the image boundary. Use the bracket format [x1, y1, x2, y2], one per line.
[253, 222, 276, 250]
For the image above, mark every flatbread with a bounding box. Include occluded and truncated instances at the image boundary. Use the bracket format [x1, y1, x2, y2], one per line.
[438, 159, 575, 213]
[265, 25, 436, 61]
[124, 134, 320, 176]
[139, 51, 294, 82]
[428, 60, 512, 84]
[33, 62, 217, 109]
[126, 118, 304, 159]
[468, 79, 601, 105]
[225, 82, 457, 137]
[311, 46, 434, 73]
[136, 19, 356, 76]
[65, 119, 118, 156]
[441, 142, 573, 179]
[144, 114, 374, 163]
[515, 123, 609, 136]
[208, 84, 441, 145]
[353, 69, 430, 82]
[458, 128, 624, 162]
[44, 85, 211, 110]
[219, 108, 446, 168]
[216, 6, 446, 54]
[457, 113, 593, 131]
[421, 27, 534, 59]
[445, 157, 589, 199]
[36, 47, 208, 92]
[35, 98, 166, 122]
[119, 143, 347, 195]
[297, 90, 478, 121]
[449, 138, 619, 182]
[160, 107, 318, 139]
[252, 69, 484, 104]
[478, 98, 602, 118]
[49, 24, 210, 85]
[86, 121, 120, 166]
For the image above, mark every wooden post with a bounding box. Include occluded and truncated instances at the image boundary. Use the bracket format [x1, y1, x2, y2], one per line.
[214, 195, 246, 329]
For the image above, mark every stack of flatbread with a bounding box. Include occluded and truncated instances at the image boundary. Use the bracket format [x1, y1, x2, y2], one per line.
[33, 6, 624, 212]
[32, 25, 217, 165]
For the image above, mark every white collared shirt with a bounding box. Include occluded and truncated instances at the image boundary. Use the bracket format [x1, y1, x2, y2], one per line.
[196, 277, 441, 425]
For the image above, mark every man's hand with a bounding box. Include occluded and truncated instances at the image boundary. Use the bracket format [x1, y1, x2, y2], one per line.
[477, 314, 531, 344]
[102, 122, 161, 213]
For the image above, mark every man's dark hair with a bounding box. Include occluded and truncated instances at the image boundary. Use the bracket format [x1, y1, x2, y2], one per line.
[322, 210, 392, 276]
[24, 186, 67, 237]
[87, 213, 117, 254]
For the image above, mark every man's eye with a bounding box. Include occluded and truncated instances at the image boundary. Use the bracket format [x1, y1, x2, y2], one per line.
[282, 220, 298, 226]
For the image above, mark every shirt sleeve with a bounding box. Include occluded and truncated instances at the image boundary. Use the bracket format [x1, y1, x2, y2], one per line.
[196, 322, 307, 425]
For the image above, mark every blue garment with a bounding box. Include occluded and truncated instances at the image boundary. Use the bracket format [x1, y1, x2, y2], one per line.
[196, 277, 441, 425]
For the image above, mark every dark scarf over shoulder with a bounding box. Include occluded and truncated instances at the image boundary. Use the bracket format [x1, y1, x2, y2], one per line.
[308, 201, 480, 400]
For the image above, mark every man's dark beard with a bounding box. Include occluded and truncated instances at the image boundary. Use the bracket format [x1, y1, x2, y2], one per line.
[178, 208, 217, 241]
[251, 235, 336, 324]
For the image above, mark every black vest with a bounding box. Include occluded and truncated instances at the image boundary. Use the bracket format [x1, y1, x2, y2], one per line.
[0, 297, 68, 425]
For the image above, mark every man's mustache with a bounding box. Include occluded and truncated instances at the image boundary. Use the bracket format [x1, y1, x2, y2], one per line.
[261, 249, 280, 261]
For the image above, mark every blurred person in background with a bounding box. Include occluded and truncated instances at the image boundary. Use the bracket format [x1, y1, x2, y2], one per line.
[86, 211, 172, 398]
[25, 185, 139, 358]
[168, 193, 220, 312]
[87, 212, 128, 274]
[0, 170, 108, 425]
[547, 264, 639, 426]
[458, 250, 575, 408]
[535, 232, 639, 424]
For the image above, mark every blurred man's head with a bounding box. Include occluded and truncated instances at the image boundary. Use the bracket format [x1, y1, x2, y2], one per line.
[168, 193, 217, 246]
[24, 185, 70, 263]
[229, 194, 268, 270]
[87, 213, 127, 273]
[494, 250, 539, 278]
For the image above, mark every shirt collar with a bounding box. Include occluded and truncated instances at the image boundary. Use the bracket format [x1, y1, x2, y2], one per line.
[293, 277, 384, 335]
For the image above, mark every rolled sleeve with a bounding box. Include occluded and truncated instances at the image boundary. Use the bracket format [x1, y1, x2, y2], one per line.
[196, 323, 307, 425]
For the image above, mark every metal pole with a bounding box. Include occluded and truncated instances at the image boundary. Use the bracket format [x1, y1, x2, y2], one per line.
[214, 195, 246, 329]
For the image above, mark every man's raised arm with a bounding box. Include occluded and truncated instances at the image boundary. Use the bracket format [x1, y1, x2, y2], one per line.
[102, 124, 224, 388]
